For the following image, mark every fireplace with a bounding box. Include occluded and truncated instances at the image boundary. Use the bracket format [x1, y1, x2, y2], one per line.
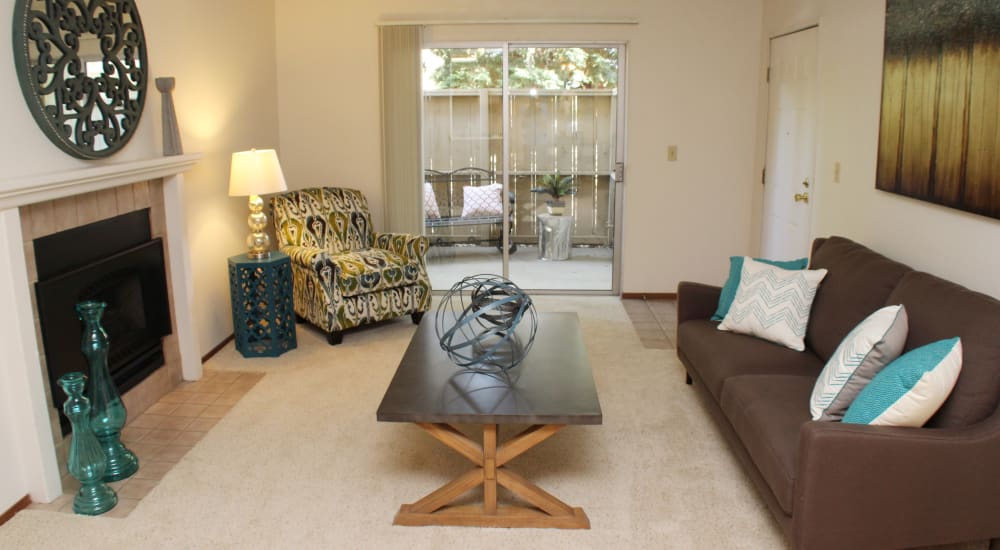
[34, 209, 172, 435]
[0, 155, 202, 505]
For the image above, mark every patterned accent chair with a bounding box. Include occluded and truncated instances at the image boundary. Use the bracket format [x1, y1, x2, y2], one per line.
[270, 187, 431, 345]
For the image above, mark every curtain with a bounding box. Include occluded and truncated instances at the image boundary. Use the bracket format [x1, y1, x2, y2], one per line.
[378, 25, 423, 235]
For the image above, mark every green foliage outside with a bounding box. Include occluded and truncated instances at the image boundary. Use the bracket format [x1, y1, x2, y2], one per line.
[424, 47, 618, 90]
[530, 173, 577, 200]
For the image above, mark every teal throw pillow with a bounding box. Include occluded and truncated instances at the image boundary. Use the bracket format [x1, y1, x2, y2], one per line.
[711, 256, 809, 321]
[842, 337, 963, 427]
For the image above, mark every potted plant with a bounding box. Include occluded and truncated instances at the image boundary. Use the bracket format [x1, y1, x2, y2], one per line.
[530, 173, 577, 215]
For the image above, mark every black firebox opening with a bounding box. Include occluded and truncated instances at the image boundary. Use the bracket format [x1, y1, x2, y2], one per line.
[34, 209, 172, 435]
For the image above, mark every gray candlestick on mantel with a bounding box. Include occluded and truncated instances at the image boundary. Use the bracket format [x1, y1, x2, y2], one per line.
[155, 77, 184, 156]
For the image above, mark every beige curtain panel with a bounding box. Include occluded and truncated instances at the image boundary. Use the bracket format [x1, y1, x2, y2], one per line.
[379, 25, 423, 235]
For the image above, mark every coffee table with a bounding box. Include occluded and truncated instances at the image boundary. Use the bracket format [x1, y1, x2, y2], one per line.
[377, 312, 602, 529]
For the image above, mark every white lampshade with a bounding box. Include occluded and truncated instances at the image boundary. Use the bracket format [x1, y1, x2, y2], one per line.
[228, 149, 287, 197]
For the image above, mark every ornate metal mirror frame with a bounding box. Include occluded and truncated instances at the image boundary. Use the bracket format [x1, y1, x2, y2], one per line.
[12, 0, 148, 159]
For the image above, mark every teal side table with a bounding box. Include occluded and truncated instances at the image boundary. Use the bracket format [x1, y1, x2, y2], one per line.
[228, 252, 297, 358]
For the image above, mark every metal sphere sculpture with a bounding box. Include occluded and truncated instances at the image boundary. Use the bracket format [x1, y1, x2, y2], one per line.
[435, 274, 538, 372]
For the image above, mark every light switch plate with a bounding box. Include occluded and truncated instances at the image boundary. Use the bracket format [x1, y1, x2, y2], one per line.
[667, 145, 678, 162]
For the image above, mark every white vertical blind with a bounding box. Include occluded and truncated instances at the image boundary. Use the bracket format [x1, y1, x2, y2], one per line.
[378, 25, 423, 234]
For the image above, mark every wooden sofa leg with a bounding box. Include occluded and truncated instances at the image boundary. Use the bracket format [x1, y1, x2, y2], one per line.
[327, 331, 344, 346]
[685, 372, 693, 385]
[411, 312, 424, 325]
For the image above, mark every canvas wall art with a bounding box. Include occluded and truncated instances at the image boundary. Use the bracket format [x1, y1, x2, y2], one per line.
[876, 0, 1000, 220]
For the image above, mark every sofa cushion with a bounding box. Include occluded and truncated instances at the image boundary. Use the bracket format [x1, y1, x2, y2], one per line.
[806, 237, 911, 361]
[678, 319, 824, 401]
[886, 271, 1000, 428]
[720, 375, 816, 515]
[332, 248, 422, 297]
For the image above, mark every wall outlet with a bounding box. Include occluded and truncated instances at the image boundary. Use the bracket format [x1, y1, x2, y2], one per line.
[667, 145, 678, 162]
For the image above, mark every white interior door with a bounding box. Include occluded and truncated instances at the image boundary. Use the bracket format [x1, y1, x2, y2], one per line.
[761, 27, 818, 259]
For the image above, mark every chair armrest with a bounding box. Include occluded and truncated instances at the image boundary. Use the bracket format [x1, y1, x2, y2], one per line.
[373, 232, 429, 264]
[280, 245, 341, 292]
[792, 418, 1000, 549]
[281, 245, 335, 271]
[677, 281, 722, 324]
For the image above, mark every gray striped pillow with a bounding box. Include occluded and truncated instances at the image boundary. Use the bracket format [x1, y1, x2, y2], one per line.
[809, 305, 909, 421]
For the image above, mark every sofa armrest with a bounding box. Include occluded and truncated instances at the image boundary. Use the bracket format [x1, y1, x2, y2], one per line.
[792, 418, 1000, 549]
[677, 281, 722, 324]
[373, 232, 429, 265]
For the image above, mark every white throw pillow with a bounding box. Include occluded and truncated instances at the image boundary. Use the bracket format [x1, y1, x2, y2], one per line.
[809, 305, 909, 421]
[423, 182, 441, 219]
[717, 258, 828, 351]
[461, 183, 503, 218]
[842, 338, 962, 427]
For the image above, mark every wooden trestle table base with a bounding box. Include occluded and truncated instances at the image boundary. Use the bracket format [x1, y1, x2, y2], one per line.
[377, 313, 602, 529]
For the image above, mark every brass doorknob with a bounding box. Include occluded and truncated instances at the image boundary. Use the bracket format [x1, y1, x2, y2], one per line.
[794, 192, 809, 203]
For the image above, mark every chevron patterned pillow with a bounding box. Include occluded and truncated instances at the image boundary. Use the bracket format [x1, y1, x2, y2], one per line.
[809, 305, 909, 421]
[717, 258, 828, 351]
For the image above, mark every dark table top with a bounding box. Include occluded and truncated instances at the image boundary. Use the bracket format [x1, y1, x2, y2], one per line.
[377, 312, 602, 425]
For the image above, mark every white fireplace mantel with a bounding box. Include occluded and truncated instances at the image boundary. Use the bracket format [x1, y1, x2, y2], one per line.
[0, 154, 202, 504]
[0, 154, 201, 210]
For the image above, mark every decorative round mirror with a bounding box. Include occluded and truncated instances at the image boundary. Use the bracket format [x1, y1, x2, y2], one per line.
[12, 0, 148, 159]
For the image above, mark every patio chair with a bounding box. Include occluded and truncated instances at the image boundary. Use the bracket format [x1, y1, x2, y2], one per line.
[270, 187, 431, 345]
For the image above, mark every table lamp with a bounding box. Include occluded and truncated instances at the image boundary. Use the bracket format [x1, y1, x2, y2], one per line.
[228, 149, 287, 259]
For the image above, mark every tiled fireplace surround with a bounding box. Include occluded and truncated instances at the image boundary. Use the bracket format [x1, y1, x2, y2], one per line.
[0, 156, 202, 504]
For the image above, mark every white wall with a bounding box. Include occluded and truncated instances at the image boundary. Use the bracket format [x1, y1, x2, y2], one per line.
[0, 396, 23, 512]
[274, 0, 765, 292]
[0, 0, 280, 357]
[138, 1, 282, 352]
[0, 0, 280, 511]
[761, 0, 1000, 299]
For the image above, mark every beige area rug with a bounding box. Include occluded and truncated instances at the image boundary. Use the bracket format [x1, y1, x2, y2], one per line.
[0, 297, 785, 549]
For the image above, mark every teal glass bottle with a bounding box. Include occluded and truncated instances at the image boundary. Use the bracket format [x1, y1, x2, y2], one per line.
[58, 372, 117, 515]
[76, 301, 139, 482]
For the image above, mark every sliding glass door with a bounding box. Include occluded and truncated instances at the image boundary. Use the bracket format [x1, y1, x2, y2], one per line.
[421, 44, 625, 293]
[422, 47, 505, 288]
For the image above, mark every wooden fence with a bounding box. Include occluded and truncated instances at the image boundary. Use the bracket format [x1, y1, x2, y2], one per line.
[423, 89, 617, 245]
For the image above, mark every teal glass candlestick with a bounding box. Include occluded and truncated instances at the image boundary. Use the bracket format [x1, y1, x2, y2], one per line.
[58, 372, 117, 515]
[77, 301, 139, 482]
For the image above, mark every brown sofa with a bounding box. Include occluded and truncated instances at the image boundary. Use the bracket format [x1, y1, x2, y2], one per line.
[676, 236, 1000, 550]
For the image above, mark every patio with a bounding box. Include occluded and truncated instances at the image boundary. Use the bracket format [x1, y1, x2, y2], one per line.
[427, 245, 612, 291]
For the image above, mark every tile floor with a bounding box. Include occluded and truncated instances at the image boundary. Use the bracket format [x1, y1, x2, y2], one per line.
[28, 370, 264, 518]
[28, 298, 672, 519]
[621, 297, 677, 350]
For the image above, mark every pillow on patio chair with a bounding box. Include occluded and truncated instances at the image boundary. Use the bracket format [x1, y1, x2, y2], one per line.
[461, 183, 503, 218]
[423, 182, 441, 219]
